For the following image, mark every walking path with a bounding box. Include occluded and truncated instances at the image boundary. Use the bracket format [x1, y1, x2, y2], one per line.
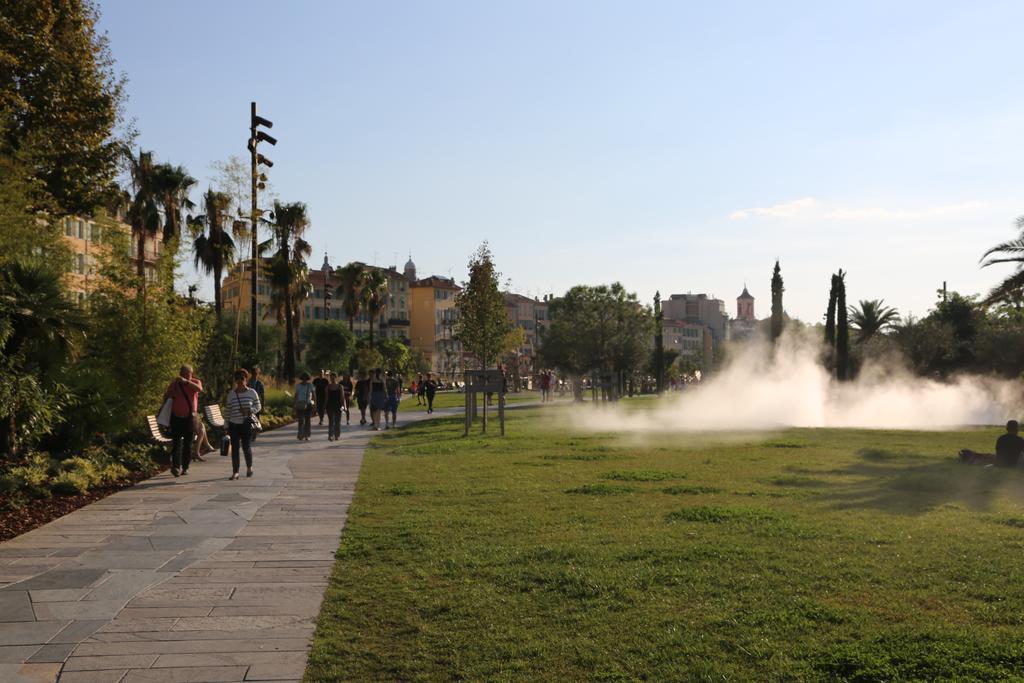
[0, 407, 453, 683]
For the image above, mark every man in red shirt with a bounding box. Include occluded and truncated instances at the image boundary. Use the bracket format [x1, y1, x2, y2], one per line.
[164, 365, 203, 477]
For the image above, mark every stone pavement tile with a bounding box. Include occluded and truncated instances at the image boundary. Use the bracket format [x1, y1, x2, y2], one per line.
[0, 661, 62, 682]
[153, 651, 305, 670]
[87, 625, 314, 643]
[225, 585, 326, 605]
[57, 671, 129, 683]
[0, 547, 55, 558]
[96, 618, 180, 633]
[0, 645, 43, 662]
[71, 553, 180, 571]
[62, 654, 159, 671]
[174, 568, 212, 578]
[0, 621, 69, 646]
[26, 642, 74, 663]
[250, 561, 332, 568]
[8, 569, 108, 591]
[207, 604, 319, 618]
[76, 639, 309, 657]
[30, 588, 90, 603]
[50, 620, 107, 644]
[129, 586, 233, 606]
[243, 658, 306, 681]
[121, 665, 249, 682]
[101, 537, 153, 552]
[85, 571, 169, 603]
[0, 590, 36, 621]
[170, 616, 309, 632]
[115, 608, 211, 620]
[32, 600, 124, 622]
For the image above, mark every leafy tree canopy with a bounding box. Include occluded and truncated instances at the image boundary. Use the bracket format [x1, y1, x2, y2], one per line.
[0, 0, 128, 215]
[454, 242, 512, 369]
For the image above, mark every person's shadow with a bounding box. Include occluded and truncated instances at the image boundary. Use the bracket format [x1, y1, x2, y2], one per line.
[817, 448, 1024, 515]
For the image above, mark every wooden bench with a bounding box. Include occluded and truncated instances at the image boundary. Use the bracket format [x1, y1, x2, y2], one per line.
[204, 404, 225, 429]
[146, 415, 171, 444]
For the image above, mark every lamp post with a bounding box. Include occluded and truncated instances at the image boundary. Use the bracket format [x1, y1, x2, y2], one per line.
[248, 102, 276, 351]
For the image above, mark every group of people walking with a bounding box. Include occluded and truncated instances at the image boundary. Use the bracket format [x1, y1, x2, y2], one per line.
[162, 365, 443, 483]
[163, 364, 266, 481]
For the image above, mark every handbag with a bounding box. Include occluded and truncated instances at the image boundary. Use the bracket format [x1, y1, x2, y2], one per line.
[234, 390, 262, 433]
[156, 397, 173, 427]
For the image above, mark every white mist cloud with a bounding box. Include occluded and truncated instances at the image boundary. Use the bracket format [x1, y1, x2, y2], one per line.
[728, 198, 989, 222]
[573, 331, 1022, 433]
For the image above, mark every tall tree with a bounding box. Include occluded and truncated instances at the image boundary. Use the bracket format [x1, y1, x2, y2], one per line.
[125, 150, 162, 279]
[824, 274, 838, 349]
[835, 270, 849, 381]
[770, 260, 785, 343]
[263, 201, 311, 382]
[850, 299, 900, 343]
[454, 243, 513, 371]
[335, 262, 368, 332]
[541, 283, 653, 401]
[189, 189, 234, 317]
[155, 163, 196, 247]
[362, 268, 389, 349]
[0, 0, 128, 215]
[980, 216, 1024, 305]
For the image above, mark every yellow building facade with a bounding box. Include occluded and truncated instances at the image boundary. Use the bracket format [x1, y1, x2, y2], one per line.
[409, 276, 461, 379]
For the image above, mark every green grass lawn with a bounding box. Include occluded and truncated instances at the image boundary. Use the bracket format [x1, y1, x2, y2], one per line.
[306, 405, 1024, 681]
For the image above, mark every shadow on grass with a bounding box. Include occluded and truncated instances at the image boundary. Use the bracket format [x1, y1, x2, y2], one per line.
[821, 448, 1023, 515]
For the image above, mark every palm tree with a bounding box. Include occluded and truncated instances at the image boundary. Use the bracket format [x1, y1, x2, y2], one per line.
[154, 164, 196, 246]
[262, 201, 311, 382]
[189, 189, 235, 317]
[362, 268, 389, 349]
[125, 150, 162, 280]
[335, 262, 367, 332]
[154, 164, 196, 289]
[0, 259, 85, 456]
[849, 299, 900, 343]
[981, 217, 1024, 305]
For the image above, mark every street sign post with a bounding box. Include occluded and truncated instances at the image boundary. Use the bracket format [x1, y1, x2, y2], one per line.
[464, 369, 505, 436]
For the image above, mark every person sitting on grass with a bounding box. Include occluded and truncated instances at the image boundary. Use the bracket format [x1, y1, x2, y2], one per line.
[959, 420, 1024, 467]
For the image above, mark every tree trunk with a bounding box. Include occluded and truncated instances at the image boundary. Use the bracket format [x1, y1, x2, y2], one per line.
[368, 316, 375, 350]
[213, 263, 222, 318]
[135, 228, 146, 278]
[0, 413, 16, 459]
[283, 240, 296, 383]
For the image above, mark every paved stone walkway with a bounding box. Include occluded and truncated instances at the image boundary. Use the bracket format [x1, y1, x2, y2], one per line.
[0, 408, 445, 683]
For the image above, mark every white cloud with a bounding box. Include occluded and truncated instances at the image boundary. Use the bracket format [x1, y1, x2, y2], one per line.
[729, 198, 989, 222]
[728, 197, 817, 220]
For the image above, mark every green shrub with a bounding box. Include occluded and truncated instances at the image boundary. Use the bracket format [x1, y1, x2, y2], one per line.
[98, 462, 130, 484]
[51, 471, 91, 496]
[2, 452, 53, 499]
[59, 457, 101, 488]
[106, 443, 159, 472]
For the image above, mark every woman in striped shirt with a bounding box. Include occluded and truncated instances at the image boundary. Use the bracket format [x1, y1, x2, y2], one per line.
[226, 368, 262, 480]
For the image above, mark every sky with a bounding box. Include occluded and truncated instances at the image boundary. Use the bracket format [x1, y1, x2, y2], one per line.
[96, 0, 1024, 323]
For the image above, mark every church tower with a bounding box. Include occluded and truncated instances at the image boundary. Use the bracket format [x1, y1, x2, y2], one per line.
[737, 286, 755, 321]
[403, 254, 417, 282]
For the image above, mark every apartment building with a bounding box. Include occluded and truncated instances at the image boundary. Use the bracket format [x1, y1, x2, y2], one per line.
[60, 215, 161, 305]
[409, 275, 461, 378]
